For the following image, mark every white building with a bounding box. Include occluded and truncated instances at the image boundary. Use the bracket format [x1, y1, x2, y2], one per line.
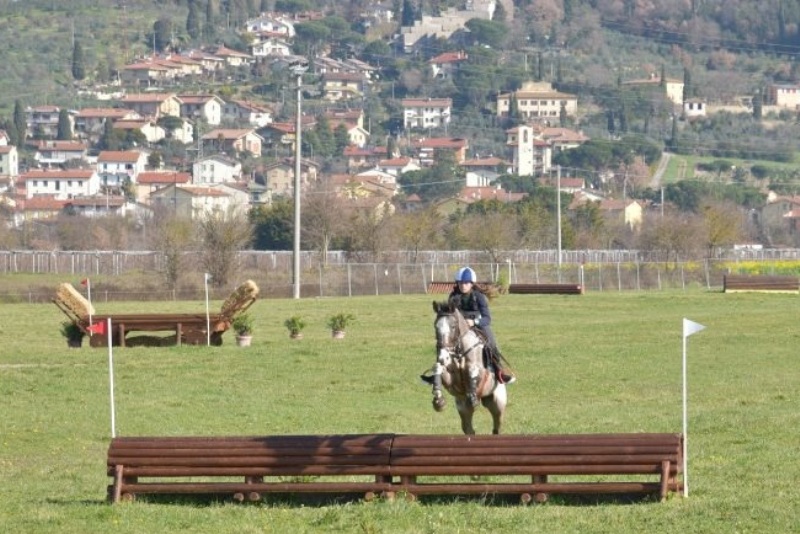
[192, 154, 243, 184]
[22, 169, 100, 199]
[401, 98, 452, 129]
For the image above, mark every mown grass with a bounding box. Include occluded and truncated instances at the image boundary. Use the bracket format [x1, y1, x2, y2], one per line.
[1, 289, 799, 533]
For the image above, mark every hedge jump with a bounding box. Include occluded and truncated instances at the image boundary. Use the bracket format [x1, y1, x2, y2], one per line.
[107, 433, 683, 504]
[723, 274, 799, 294]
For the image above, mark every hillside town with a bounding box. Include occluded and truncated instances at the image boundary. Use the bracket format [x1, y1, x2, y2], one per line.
[1, 0, 799, 251]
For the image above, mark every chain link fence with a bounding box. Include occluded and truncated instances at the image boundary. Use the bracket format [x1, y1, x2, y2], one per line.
[3, 249, 799, 303]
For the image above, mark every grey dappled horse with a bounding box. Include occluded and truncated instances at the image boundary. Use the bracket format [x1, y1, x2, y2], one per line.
[429, 300, 508, 434]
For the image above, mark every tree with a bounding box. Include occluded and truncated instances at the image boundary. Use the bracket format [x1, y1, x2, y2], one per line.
[152, 18, 172, 52]
[682, 67, 692, 103]
[149, 208, 196, 289]
[57, 109, 72, 140]
[198, 206, 254, 288]
[13, 100, 26, 145]
[753, 89, 763, 120]
[71, 40, 86, 81]
[250, 199, 293, 249]
[204, 0, 218, 41]
[401, 0, 416, 26]
[302, 179, 346, 263]
[391, 207, 444, 263]
[186, 0, 201, 40]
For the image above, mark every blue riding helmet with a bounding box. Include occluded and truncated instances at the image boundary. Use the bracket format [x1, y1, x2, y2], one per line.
[455, 267, 477, 283]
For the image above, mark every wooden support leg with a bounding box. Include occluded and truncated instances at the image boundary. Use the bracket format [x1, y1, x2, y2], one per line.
[112, 464, 124, 503]
[176, 323, 182, 346]
[533, 475, 548, 503]
[659, 460, 670, 501]
[118, 323, 126, 347]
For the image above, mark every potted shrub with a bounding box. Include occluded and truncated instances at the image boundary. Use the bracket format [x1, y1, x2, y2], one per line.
[283, 315, 306, 340]
[231, 313, 254, 347]
[327, 313, 355, 339]
[61, 321, 85, 348]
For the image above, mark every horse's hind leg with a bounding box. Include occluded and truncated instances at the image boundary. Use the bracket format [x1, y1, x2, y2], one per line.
[483, 385, 507, 435]
[455, 399, 476, 435]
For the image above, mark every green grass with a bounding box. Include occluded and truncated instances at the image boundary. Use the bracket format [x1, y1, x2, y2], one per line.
[2, 290, 799, 532]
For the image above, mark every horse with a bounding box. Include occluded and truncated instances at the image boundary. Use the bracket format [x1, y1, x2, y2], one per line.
[428, 299, 508, 435]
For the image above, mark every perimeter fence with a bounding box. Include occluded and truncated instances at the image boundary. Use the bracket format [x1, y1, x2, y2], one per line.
[2, 249, 799, 303]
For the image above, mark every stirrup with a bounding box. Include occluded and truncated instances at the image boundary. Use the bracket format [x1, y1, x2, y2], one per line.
[420, 372, 435, 385]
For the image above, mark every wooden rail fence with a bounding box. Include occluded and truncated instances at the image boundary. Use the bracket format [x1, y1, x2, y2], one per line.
[723, 274, 799, 293]
[107, 433, 683, 504]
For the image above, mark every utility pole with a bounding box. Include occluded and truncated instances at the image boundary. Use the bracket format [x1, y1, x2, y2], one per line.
[291, 60, 309, 299]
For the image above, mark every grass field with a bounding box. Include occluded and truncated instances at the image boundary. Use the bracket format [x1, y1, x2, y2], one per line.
[1, 288, 798, 533]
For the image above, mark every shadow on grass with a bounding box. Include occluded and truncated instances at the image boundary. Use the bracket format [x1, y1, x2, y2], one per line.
[86, 492, 664, 507]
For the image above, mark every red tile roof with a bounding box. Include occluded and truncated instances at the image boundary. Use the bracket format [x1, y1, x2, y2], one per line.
[137, 171, 191, 185]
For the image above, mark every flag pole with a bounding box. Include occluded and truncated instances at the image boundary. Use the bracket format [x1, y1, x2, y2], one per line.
[204, 273, 211, 346]
[681, 318, 706, 498]
[107, 318, 116, 438]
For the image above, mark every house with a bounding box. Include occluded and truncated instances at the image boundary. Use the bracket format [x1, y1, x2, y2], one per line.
[683, 99, 707, 119]
[596, 199, 644, 230]
[506, 126, 552, 176]
[244, 14, 296, 38]
[259, 117, 316, 146]
[201, 129, 264, 157]
[0, 130, 10, 145]
[33, 140, 89, 167]
[622, 74, 684, 106]
[214, 182, 253, 210]
[178, 94, 224, 125]
[343, 145, 388, 171]
[21, 169, 100, 199]
[496, 82, 578, 122]
[223, 99, 273, 128]
[765, 83, 800, 108]
[400, 3, 495, 53]
[402, 98, 452, 129]
[376, 156, 421, 176]
[118, 93, 182, 118]
[411, 137, 468, 165]
[263, 158, 320, 196]
[112, 119, 166, 144]
[323, 109, 369, 147]
[25, 105, 67, 139]
[210, 45, 253, 68]
[74, 108, 141, 140]
[760, 195, 800, 233]
[251, 38, 292, 58]
[458, 185, 526, 205]
[17, 194, 66, 221]
[461, 157, 510, 188]
[355, 167, 398, 186]
[192, 154, 243, 185]
[321, 72, 368, 101]
[429, 50, 468, 79]
[539, 126, 590, 154]
[135, 171, 191, 204]
[119, 61, 174, 86]
[149, 184, 232, 219]
[63, 195, 129, 217]
[96, 150, 148, 193]
[0, 145, 19, 180]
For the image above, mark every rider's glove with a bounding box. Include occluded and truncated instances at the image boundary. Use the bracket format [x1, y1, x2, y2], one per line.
[467, 319, 475, 327]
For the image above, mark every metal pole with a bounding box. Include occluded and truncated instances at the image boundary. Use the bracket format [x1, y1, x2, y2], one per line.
[556, 165, 562, 282]
[291, 62, 308, 299]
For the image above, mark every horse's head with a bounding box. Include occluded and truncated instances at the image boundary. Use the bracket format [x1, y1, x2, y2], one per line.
[432, 299, 474, 359]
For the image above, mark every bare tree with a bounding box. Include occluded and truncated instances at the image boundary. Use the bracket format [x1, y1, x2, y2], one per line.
[302, 179, 346, 265]
[701, 201, 744, 257]
[198, 206, 254, 288]
[459, 211, 519, 264]
[390, 206, 444, 263]
[149, 207, 196, 289]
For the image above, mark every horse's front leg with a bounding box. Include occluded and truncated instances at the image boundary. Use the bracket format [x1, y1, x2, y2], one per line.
[431, 354, 450, 412]
[465, 351, 482, 408]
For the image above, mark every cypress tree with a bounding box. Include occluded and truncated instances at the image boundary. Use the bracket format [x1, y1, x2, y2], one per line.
[13, 100, 26, 145]
[753, 89, 763, 120]
[57, 109, 73, 140]
[186, 0, 201, 40]
[71, 40, 86, 81]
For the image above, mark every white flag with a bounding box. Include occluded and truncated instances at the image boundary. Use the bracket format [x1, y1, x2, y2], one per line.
[683, 318, 706, 338]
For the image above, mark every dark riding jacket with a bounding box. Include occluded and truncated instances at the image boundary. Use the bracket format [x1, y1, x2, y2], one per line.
[449, 287, 497, 350]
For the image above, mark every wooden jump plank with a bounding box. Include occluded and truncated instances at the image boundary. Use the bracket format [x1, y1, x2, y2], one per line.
[723, 274, 799, 293]
[107, 433, 683, 503]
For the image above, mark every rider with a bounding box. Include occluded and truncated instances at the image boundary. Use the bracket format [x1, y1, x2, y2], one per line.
[422, 266, 515, 386]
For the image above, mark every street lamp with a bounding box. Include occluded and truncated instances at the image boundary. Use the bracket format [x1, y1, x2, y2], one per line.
[290, 59, 309, 300]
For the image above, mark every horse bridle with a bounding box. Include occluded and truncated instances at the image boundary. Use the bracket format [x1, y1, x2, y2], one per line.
[436, 312, 482, 361]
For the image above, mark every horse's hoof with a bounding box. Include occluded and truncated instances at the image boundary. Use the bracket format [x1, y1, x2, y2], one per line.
[433, 396, 446, 412]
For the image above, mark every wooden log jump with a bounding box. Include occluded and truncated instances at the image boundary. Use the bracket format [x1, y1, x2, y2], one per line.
[509, 283, 584, 295]
[723, 274, 799, 294]
[107, 433, 683, 503]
